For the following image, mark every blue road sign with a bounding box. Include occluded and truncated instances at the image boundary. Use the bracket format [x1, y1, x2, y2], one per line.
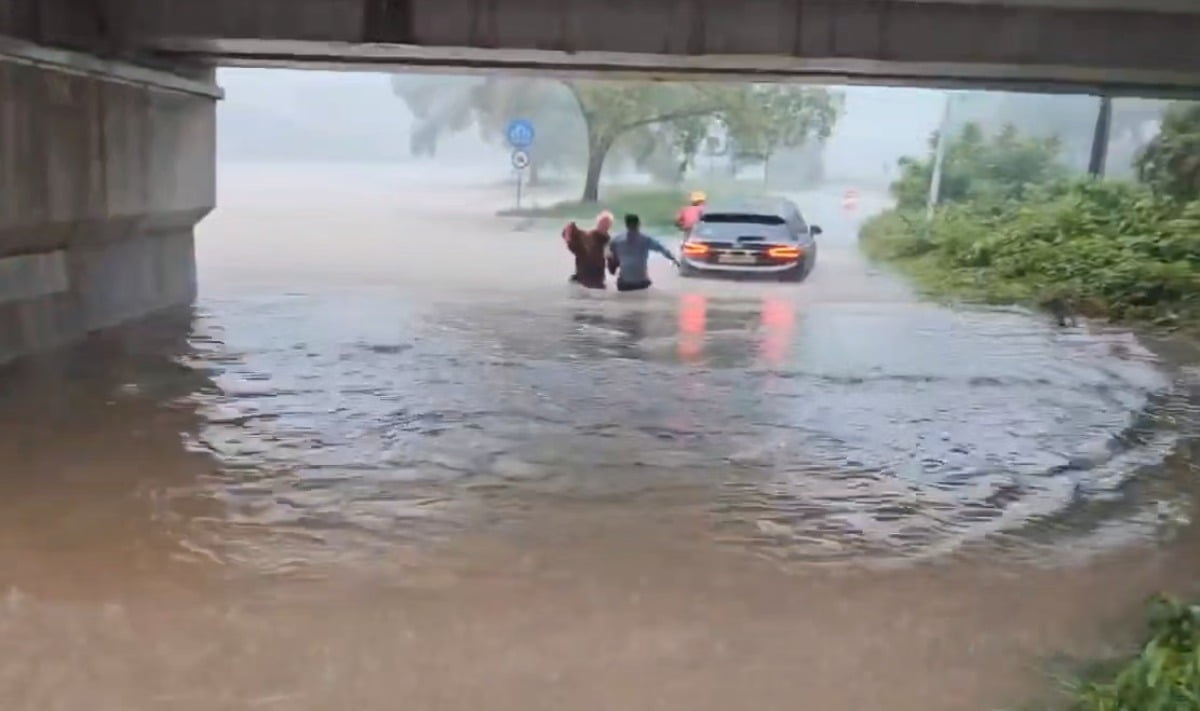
[506, 119, 535, 149]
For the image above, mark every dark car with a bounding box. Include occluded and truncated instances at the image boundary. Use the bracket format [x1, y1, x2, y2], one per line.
[678, 197, 821, 282]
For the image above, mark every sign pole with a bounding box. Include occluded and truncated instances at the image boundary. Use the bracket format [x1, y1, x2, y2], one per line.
[1088, 94, 1112, 178]
[506, 119, 535, 212]
[510, 149, 531, 210]
[927, 91, 953, 222]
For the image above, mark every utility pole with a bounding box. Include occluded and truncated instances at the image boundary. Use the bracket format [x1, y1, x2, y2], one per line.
[1088, 94, 1112, 178]
[927, 91, 954, 222]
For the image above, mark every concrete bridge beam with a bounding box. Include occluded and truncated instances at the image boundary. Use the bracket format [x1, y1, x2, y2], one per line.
[114, 0, 1200, 95]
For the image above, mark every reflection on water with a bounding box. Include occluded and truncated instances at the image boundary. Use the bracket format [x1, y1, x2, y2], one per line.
[677, 293, 707, 363]
[677, 292, 797, 366]
[0, 310, 227, 595]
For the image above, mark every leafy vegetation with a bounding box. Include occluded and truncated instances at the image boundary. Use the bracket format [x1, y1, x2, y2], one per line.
[862, 179, 1200, 325]
[394, 75, 586, 186]
[890, 123, 1068, 211]
[1051, 597, 1200, 711]
[717, 84, 842, 186]
[391, 76, 842, 201]
[862, 118, 1200, 329]
[1137, 102, 1200, 203]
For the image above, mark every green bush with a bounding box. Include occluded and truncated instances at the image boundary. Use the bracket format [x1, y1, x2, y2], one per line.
[861, 179, 1200, 325]
[1070, 597, 1200, 711]
[890, 123, 1069, 211]
[1137, 102, 1200, 203]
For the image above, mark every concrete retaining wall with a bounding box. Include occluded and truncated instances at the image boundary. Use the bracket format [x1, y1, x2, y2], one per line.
[0, 42, 217, 365]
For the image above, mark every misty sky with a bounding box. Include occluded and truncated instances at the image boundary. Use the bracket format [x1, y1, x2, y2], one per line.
[217, 69, 509, 168]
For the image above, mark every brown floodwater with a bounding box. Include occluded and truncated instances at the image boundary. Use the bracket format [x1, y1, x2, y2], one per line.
[0, 164, 1198, 711]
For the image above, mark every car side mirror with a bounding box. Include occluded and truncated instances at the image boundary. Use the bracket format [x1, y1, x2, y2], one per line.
[810, 225, 823, 236]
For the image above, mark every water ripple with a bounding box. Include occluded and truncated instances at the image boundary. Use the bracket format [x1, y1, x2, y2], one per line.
[180, 287, 1194, 568]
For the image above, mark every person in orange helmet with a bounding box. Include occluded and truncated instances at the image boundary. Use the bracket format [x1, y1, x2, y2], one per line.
[675, 190, 707, 237]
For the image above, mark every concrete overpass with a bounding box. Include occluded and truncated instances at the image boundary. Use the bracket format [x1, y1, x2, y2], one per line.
[2, 0, 1200, 363]
[8, 0, 1200, 94]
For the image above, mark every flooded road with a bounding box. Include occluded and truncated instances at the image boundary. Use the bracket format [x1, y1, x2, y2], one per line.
[2, 163, 1199, 711]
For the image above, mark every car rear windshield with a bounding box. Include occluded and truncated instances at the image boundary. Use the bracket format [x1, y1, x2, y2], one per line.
[700, 213, 785, 225]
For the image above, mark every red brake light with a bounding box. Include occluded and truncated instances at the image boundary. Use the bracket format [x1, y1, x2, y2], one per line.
[767, 245, 802, 260]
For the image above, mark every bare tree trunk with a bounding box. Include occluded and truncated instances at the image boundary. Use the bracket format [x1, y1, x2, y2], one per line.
[581, 135, 611, 202]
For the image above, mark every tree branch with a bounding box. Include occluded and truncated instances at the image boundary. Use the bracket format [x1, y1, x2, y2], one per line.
[618, 105, 722, 133]
[561, 80, 593, 122]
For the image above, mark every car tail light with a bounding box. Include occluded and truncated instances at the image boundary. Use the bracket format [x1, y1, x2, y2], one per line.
[682, 242, 710, 257]
[767, 245, 802, 260]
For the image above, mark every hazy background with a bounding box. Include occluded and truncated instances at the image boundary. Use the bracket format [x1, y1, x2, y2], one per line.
[216, 68, 1163, 193]
[217, 70, 511, 179]
[216, 69, 943, 188]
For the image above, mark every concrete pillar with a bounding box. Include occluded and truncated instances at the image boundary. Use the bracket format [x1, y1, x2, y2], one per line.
[0, 39, 218, 365]
[1088, 94, 1112, 178]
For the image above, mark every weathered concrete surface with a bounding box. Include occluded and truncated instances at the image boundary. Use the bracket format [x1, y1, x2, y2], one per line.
[0, 0, 110, 53]
[7, 0, 1200, 95]
[0, 41, 217, 364]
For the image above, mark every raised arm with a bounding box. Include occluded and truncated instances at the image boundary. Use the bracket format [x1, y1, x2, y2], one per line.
[562, 222, 581, 254]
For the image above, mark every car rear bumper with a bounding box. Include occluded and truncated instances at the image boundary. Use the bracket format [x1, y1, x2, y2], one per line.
[681, 256, 800, 274]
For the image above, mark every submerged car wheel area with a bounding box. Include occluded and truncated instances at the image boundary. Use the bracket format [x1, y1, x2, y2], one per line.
[678, 197, 821, 282]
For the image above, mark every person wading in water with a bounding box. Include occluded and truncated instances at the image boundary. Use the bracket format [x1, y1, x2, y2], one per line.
[562, 211, 614, 289]
[607, 213, 679, 292]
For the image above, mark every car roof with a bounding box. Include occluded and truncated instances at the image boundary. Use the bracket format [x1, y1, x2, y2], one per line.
[703, 196, 798, 218]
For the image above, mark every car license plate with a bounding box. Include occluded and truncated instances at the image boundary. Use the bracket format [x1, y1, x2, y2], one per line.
[718, 253, 756, 264]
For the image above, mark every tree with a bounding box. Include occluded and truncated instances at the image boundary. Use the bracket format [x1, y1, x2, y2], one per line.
[890, 122, 1068, 211]
[1136, 101, 1200, 202]
[392, 75, 845, 202]
[621, 126, 692, 184]
[391, 75, 586, 184]
[391, 74, 480, 157]
[465, 77, 586, 185]
[564, 81, 730, 201]
[659, 114, 711, 182]
[721, 86, 843, 186]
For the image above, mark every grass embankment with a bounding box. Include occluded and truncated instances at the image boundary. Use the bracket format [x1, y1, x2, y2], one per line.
[860, 180, 1200, 329]
[499, 182, 764, 232]
[1031, 597, 1200, 711]
[499, 187, 686, 230]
